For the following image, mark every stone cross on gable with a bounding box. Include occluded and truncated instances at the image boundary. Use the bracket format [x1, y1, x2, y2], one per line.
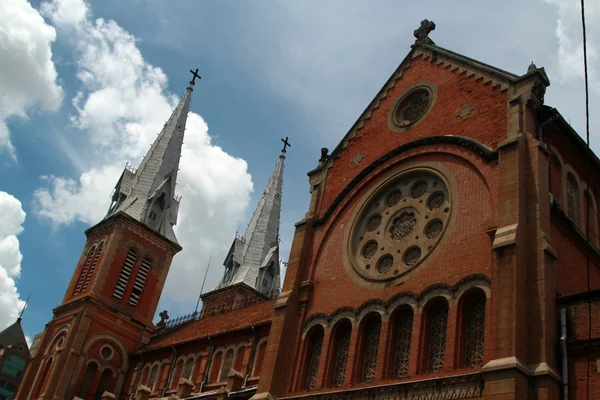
[414, 19, 436, 45]
[157, 310, 170, 327]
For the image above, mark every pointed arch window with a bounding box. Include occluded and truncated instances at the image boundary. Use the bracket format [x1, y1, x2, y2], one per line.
[95, 369, 113, 400]
[425, 299, 449, 373]
[78, 362, 99, 399]
[148, 365, 159, 390]
[128, 257, 152, 307]
[74, 245, 96, 295]
[253, 342, 267, 377]
[113, 249, 138, 300]
[183, 358, 195, 380]
[392, 307, 413, 379]
[82, 242, 103, 293]
[304, 326, 324, 391]
[549, 154, 561, 202]
[360, 314, 381, 383]
[463, 290, 486, 368]
[33, 357, 54, 398]
[220, 349, 234, 381]
[331, 321, 351, 387]
[209, 352, 223, 383]
[171, 359, 184, 389]
[234, 346, 246, 372]
[567, 173, 579, 223]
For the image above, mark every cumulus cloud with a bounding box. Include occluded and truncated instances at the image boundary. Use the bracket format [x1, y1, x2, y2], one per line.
[0, 192, 27, 330]
[0, 0, 63, 160]
[34, 0, 253, 305]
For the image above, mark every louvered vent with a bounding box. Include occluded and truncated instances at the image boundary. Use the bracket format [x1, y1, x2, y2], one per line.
[128, 258, 151, 307]
[74, 245, 96, 295]
[82, 242, 103, 293]
[113, 249, 137, 300]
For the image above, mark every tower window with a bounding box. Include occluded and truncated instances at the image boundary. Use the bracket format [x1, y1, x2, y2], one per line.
[567, 173, 579, 223]
[128, 257, 152, 307]
[149, 211, 157, 221]
[74, 245, 96, 296]
[113, 249, 138, 300]
[82, 242, 103, 293]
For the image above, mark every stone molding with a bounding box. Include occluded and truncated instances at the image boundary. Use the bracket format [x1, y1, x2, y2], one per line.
[481, 357, 561, 382]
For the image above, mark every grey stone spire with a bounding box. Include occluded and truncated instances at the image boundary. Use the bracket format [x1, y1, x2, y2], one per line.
[105, 72, 200, 244]
[216, 145, 287, 295]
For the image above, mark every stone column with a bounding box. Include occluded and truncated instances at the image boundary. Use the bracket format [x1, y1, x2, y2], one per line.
[344, 324, 360, 385]
[375, 318, 390, 380]
[315, 331, 332, 390]
[408, 310, 423, 376]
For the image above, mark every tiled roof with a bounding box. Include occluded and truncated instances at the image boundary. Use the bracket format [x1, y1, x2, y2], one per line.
[138, 300, 275, 353]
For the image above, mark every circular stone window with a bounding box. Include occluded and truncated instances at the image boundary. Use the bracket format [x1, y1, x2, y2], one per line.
[100, 345, 114, 360]
[347, 169, 452, 282]
[388, 83, 437, 132]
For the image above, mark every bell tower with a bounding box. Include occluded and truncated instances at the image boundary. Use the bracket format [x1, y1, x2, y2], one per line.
[16, 70, 201, 400]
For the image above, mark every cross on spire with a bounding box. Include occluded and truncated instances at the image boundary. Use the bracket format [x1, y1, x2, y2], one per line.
[189, 68, 201, 85]
[281, 137, 291, 153]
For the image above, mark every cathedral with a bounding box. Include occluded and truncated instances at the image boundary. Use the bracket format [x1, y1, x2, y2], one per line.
[15, 21, 600, 400]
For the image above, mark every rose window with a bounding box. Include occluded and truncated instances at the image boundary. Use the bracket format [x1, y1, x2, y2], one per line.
[348, 169, 452, 282]
[392, 87, 432, 128]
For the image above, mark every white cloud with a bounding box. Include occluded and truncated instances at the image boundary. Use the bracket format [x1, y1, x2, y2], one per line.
[544, 0, 599, 93]
[0, 192, 26, 330]
[0, 0, 63, 160]
[34, 0, 253, 306]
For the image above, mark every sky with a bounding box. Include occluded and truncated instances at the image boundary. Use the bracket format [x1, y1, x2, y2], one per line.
[0, 0, 598, 341]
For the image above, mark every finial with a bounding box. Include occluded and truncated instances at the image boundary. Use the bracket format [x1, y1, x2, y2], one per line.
[189, 68, 201, 86]
[320, 147, 329, 162]
[157, 310, 170, 328]
[414, 19, 436, 45]
[281, 137, 291, 154]
[528, 61, 537, 73]
[18, 293, 30, 322]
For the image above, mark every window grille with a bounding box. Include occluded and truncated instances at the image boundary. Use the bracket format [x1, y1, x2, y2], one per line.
[183, 358, 194, 380]
[332, 325, 351, 387]
[305, 330, 324, 391]
[221, 350, 234, 381]
[74, 245, 95, 295]
[82, 242, 103, 292]
[361, 317, 381, 382]
[427, 301, 448, 373]
[393, 310, 413, 378]
[113, 249, 137, 300]
[465, 295, 486, 367]
[567, 174, 578, 221]
[128, 257, 151, 307]
[79, 362, 98, 398]
[148, 365, 159, 389]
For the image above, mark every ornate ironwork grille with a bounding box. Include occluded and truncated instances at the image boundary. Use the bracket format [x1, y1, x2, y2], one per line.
[332, 326, 351, 387]
[567, 175, 578, 221]
[465, 295, 486, 367]
[393, 311, 413, 378]
[221, 350, 234, 381]
[183, 358, 195, 379]
[427, 302, 448, 373]
[361, 318, 381, 382]
[305, 331, 324, 391]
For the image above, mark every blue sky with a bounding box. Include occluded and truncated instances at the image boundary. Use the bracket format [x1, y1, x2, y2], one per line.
[0, 0, 598, 341]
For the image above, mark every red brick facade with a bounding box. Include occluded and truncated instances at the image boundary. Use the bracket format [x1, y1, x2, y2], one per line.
[16, 30, 600, 400]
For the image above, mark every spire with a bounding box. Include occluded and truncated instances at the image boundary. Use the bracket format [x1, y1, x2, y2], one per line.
[105, 69, 201, 244]
[215, 141, 288, 296]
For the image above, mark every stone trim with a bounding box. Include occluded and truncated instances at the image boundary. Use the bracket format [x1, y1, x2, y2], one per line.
[312, 136, 496, 229]
[481, 357, 561, 382]
[387, 82, 438, 133]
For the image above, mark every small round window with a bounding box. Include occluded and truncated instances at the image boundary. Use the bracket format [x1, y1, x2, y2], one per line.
[347, 169, 452, 282]
[389, 83, 436, 132]
[101, 346, 113, 360]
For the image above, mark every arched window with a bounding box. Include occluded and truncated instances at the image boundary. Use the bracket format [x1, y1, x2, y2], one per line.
[78, 362, 99, 399]
[140, 366, 150, 387]
[424, 299, 449, 373]
[74, 245, 96, 295]
[82, 241, 103, 293]
[567, 173, 579, 223]
[113, 249, 138, 300]
[253, 342, 267, 377]
[360, 314, 381, 383]
[220, 349, 234, 381]
[157, 363, 170, 391]
[128, 257, 152, 307]
[33, 357, 54, 398]
[147, 365, 159, 390]
[330, 320, 352, 387]
[209, 352, 223, 383]
[549, 154, 561, 202]
[183, 358, 195, 380]
[391, 306, 413, 379]
[304, 326, 324, 391]
[95, 369, 113, 400]
[463, 290, 486, 368]
[171, 359, 184, 389]
[234, 347, 246, 373]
